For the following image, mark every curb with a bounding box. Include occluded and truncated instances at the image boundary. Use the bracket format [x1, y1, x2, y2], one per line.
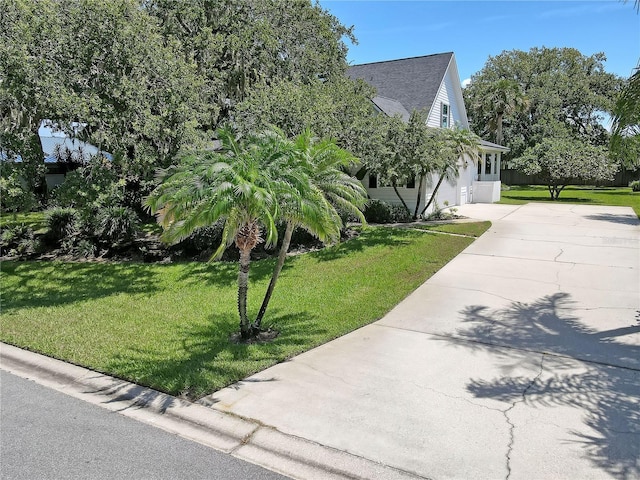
[0, 343, 426, 480]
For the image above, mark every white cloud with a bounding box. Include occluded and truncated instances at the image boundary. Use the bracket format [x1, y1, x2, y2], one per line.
[462, 78, 472, 88]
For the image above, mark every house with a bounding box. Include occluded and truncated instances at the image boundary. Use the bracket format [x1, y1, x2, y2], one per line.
[347, 52, 508, 213]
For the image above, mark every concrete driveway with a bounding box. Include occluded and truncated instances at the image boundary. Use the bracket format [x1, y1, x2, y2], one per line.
[204, 203, 640, 480]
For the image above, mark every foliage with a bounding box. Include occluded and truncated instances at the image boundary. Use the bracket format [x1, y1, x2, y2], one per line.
[0, 211, 45, 230]
[96, 206, 140, 245]
[424, 201, 458, 221]
[364, 199, 393, 224]
[50, 156, 122, 210]
[420, 127, 480, 216]
[366, 111, 435, 217]
[44, 207, 79, 245]
[146, 127, 294, 338]
[1, 0, 203, 187]
[146, 0, 354, 131]
[630, 180, 640, 192]
[254, 128, 367, 327]
[0, 226, 477, 398]
[0, 224, 38, 256]
[362, 199, 412, 224]
[611, 67, 640, 168]
[464, 47, 622, 162]
[236, 76, 386, 166]
[0, 162, 39, 213]
[465, 78, 529, 146]
[511, 137, 618, 200]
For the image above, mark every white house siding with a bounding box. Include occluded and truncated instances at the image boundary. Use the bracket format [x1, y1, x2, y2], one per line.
[364, 173, 426, 214]
[426, 69, 464, 128]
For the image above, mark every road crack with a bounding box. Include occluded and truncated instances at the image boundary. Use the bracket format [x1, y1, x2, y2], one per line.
[503, 353, 546, 480]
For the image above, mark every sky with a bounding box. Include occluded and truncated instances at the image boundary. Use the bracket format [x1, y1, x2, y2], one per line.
[319, 0, 640, 86]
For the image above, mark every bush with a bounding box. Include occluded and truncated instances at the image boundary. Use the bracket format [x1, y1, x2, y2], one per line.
[166, 221, 225, 259]
[44, 207, 79, 245]
[389, 204, 413, 223]
[49, 156, 120, 210]
[364, 199, 393, 223]
[0, 166, 38, 214]
[364, 199, 412, 223]
[96, 206, 140, 245]
[0, 224, 38, 256]
[630, 180, 640, 192]
[425, 201, 458, 221]
[74, 238, 97, 258]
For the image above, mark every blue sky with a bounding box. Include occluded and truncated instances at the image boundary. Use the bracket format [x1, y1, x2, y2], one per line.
[320, 0, 639, 85]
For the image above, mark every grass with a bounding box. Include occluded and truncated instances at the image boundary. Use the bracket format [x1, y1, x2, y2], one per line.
[411, 221, 491, 237]
[0, 225, 482, 399]
[1, 212, 47, 231]
[499, 185, 640, 218]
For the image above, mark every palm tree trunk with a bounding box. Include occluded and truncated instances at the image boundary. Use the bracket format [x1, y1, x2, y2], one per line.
[391, 183, 410, 214]
[412, 176, 424, 220]
[253, 221, 294, 330]
[420, 174, 445, 217]
[237, 248, 252, 339]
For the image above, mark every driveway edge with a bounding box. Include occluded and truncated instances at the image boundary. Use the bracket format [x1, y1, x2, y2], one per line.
[0, 342, 425, 480]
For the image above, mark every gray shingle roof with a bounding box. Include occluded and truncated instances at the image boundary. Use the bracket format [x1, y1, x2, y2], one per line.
[371, 96, 411, 121]
[347, 52, 454, 116]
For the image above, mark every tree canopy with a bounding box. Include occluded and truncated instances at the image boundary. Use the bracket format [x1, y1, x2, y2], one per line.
[144, 0, 354, 131]
[463, 47, 622, 160]
[0, 0, 355, 188]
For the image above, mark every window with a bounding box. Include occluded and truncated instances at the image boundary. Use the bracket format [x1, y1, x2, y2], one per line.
[406, 176, 415, 189]
[441, 103, 450, 128]
[368, 174, 378, 189]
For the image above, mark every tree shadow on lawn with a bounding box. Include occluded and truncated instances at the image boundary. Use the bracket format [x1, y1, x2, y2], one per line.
[0, 261, 161, 313]
[311, 227, 416, 262]
[103, 309, 327, 403]
[174, 256, 288, 288]
[446, 293, 640, 480]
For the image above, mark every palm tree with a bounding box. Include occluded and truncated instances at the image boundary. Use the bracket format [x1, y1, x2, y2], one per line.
[420, 127, 480, 217]
[478, 79, 529, 146]
[145, 126, 301, 339]
[253, 129, 367, 329]
[611, 66, 640, 168]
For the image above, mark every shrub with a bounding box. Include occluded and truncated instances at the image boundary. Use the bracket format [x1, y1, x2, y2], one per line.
[44, 207, 79, 245]
[364, 199, 393, 224]
[364, 199, 413, 223]
[0, 224, 38, 256]
[74, 238, 97, 258]
[49, 155, 120, 210]
[167, 221, 226, 259]
[425, 201, 458, 221]
[630, 180, 640, 192]
[389, 204, 413, 223]
[0, 166, 38, 214]
[96, 206, 140, 245]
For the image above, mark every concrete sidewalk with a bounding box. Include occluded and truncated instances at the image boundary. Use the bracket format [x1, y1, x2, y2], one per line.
[204, 203, 640, 479]
[2, 203, 638, 479]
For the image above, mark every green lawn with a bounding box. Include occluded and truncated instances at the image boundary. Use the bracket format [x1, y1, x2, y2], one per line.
[411, 221, 492, 237]
[0, 224, 485, 399]
[499, 185, 640, 218]
[1, 212, 47, 231]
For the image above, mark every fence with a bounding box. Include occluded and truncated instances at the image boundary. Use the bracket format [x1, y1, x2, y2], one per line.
[500, 168, 640, 187]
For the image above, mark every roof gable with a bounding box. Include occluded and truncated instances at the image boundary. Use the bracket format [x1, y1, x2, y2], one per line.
[347, 52, 454, 117]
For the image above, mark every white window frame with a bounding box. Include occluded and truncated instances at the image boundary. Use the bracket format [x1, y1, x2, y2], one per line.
[441, 102, 450, 128]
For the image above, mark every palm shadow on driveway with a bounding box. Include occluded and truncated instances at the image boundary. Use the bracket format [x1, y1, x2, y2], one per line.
[448, 292, 640, 480]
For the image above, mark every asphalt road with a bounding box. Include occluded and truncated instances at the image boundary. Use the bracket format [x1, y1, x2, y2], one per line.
[0, 370, 289, 480]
